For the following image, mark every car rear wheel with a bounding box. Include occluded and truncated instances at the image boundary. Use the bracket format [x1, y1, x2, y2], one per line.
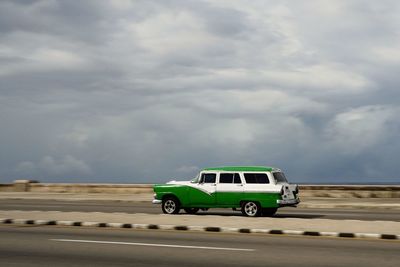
[241, 201, 261, 217]
[162, 196, 180, 214]
[184, 208, 199, 214]
[262, 208, 277, 217]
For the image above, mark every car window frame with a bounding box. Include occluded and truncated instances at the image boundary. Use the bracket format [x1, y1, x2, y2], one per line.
[218, 172, 242, 184]
[199, 172, 217, 184]
[243, 172, 270, 184]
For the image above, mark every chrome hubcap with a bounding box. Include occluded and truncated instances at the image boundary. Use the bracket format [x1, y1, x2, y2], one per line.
[244, 202, 257, 216]
[164, 200, 176, 213]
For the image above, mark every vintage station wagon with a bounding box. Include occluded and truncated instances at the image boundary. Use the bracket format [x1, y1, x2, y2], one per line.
[153, 166, 300, 216]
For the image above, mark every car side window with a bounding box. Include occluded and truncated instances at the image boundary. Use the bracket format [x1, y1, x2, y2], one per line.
[234, 173, 242, 183]
[219, 173, 233, 183]
[219, 173, 241, 183]
[200, 173, 216, 183]
[244, 173, 269, 184]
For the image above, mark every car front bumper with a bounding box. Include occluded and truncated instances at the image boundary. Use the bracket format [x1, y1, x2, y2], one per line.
[152, 199, 162, 204]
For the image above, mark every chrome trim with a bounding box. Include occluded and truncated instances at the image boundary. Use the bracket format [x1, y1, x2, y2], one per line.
[152, 199, 162, 204]
[277, 198, 300, 205]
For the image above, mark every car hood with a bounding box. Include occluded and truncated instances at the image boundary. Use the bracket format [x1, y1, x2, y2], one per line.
[166, 180, 191, 185]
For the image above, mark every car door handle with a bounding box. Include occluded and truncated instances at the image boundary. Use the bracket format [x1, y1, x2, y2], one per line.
[237, 184, 243, 186]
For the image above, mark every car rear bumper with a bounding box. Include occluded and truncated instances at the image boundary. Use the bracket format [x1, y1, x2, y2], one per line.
[277, 198, 300, 207]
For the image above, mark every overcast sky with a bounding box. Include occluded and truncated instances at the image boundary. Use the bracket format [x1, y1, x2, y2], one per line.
[0, 0, 399, 184]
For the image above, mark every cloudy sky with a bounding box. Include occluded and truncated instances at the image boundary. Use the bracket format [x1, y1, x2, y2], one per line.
[0, 0, 399, 184]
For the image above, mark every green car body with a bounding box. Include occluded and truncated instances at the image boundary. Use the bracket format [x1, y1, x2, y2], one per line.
[153, 166, 300, 216]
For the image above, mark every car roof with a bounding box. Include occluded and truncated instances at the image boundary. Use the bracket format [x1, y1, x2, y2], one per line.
[202, 166, 278, 172]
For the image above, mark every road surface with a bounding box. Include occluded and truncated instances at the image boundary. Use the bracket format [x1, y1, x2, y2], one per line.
[1, 199, 399, 221]
[0, 225, 399, 267]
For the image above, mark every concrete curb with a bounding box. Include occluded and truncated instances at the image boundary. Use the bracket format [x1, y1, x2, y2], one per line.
[1, 218, 399, 241]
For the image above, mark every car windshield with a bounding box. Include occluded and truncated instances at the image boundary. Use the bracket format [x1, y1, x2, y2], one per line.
[191, 174, 200, 183]
[273, 172, 288, 183]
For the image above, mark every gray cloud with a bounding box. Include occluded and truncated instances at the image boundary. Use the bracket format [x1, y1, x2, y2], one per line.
[0, 0, 399, 183]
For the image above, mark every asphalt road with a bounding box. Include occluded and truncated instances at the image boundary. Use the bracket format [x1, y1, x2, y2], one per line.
[1, 225, 399, 267]
[1, 199, 399, 221]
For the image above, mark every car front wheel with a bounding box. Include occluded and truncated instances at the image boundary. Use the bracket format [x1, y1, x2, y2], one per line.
[241, 201, 261, 217]
[162, 196, 180, 214]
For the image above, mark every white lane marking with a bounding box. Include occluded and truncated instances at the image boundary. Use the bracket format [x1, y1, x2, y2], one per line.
[50, 239, 255, 252]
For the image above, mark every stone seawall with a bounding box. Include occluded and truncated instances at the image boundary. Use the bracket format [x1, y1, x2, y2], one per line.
[1, 180, 399, 198]
[300, 185, 400, 198]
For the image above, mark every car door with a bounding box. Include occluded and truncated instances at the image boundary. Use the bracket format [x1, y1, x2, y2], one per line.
[215, 173, 244, 206]
[188, 172, 217, 206]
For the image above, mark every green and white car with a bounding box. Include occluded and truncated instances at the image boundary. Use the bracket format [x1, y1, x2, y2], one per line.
[153, 166, 299, 217]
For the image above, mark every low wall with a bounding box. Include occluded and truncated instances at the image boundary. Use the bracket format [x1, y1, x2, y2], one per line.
[30, 183, 152, 194]
[1, 181, 400, 198]
[300, 185, 400, 198]
[0, 183, 15, 192]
